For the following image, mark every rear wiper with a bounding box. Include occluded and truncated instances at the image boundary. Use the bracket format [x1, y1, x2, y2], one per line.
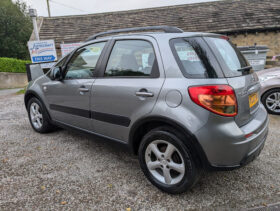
[237, 66, 252, 72]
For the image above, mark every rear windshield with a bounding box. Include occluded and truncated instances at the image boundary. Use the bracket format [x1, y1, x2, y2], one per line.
[170, 38, 220, 78]
[205, 37, 250, 77]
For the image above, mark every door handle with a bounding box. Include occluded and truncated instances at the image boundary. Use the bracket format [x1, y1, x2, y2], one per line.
[79, 87, 89, 92]
[135, 91, 154, 97]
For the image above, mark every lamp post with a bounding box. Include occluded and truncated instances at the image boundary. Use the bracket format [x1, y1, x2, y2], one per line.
[29, 9, 40, 41]
[46, 0, 51, 17]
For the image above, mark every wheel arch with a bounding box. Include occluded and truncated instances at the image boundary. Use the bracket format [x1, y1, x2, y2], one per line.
[24, 90, 43, 108]
[128, 116, 210, 168]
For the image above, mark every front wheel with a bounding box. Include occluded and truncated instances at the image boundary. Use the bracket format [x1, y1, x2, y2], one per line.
[27, 97, 56, 133]
[262, 89, 280, 115]
[138, 127, 200, 194]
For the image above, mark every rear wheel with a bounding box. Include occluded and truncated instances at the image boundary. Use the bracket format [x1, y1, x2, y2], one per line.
[27, 97, 56, 133]
[138, 127, 201, 194]
[262, 89, 280, 115]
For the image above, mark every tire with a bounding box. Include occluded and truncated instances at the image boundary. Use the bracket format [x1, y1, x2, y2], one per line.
[138, 126, 201, 194]
[27, 97, 56, 133]
[261, 88, 280, 115]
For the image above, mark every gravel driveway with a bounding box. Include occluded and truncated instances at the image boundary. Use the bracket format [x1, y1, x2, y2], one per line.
[0, 94, 279, 210]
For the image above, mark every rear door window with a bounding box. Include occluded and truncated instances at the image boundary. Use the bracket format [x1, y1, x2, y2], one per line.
[204, 37, 250, 77]
[104, 40, 158, 77]
[170, 38, 221, 78]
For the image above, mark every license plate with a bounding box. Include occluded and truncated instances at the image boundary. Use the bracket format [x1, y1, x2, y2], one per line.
[249, 92, 258, 108]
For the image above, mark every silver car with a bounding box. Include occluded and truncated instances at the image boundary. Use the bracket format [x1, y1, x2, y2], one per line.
[24, 26, 268, 194]
[257, 67, 280, 115]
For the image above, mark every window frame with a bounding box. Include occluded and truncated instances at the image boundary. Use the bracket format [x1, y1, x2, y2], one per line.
[55, 54, 69, 67]
[61, 40, 108, 80]
[169, 37, 224, 78]
[99, 38, 160, 78]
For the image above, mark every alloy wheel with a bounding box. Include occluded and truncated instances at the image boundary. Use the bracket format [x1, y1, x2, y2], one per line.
[30, 102, 43, 129]
[145, 140, 185, 185]
[266, 92, 280, 113]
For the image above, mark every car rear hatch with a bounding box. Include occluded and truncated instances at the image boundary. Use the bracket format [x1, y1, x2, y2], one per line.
[204, 36, 261, 126]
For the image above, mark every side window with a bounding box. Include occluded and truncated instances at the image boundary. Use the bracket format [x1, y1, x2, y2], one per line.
[170, 38, 218, 78]
[65, 42, 106, 79]
[105, 40, 157, 77]
[172, 39, 207, 77]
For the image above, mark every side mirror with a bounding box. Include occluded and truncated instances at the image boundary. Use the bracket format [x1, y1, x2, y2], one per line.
[52, 67, 63, 80]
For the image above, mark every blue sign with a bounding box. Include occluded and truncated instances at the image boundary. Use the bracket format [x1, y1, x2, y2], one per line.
[32, 55, 56, 63]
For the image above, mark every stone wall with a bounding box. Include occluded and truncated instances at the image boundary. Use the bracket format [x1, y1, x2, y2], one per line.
[230, 31, 280, 57]
[0, 73, 28, 89]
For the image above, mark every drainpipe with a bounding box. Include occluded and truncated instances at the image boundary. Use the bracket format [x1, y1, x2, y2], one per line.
[29, 9, 40, 41]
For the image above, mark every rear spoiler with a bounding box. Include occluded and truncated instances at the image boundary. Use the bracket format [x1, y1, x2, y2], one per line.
[25, 62, 55, 82]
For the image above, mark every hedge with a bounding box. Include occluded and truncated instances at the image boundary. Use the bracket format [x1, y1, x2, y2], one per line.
[0, 57, 31, 73]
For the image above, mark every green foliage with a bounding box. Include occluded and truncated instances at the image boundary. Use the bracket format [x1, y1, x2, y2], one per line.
[16, 87, 26, 94]
[0, 57, 31, 73]
[0, 0, 32, 60]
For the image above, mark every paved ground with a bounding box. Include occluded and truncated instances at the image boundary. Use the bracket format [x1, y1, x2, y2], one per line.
[0, 88, 21, 97]
[0, 94, 279, 210]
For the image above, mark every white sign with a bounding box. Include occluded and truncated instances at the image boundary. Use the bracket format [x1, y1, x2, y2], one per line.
[176, 46, 200, 62]
[60, 43, 83, 57]
[28, 40, 57, 63]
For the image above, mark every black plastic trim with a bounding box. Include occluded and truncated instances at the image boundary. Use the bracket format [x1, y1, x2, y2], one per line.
[25, 64, 32, 82]
[53, 119, 128, 146]
[91, 111, 131, 127]
[49, 104, 131, 127]
[49, 104, 90, 118]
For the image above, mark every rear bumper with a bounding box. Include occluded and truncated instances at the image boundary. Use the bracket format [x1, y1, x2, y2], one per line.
[211, 126, 268, 170]
[194, 104, 269, 169]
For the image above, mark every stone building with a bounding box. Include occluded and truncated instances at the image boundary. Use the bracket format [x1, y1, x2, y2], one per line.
[31, 0, 280, 58]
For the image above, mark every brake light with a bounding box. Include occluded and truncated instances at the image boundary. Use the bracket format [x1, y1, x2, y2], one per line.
[188, 85, 237, 117]
[220, 35, 229, 40]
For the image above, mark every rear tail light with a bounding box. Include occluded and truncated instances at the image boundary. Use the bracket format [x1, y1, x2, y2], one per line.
[220, 35, 229, 40]
[188, 85, 237, 117]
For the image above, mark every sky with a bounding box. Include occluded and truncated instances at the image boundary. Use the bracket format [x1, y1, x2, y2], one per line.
[17, 0, 218, 17]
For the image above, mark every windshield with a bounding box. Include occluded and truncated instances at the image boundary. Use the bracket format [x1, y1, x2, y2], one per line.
[205, 37, 250, 77]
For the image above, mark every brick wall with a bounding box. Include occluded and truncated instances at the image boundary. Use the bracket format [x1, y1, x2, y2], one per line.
[230, 31, 280, 57]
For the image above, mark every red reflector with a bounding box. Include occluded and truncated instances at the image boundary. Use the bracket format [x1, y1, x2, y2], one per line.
[245, 133, 253, 138]
[188, 85, 238, 117]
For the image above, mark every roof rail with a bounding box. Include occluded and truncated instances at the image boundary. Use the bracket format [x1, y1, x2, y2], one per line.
[85, 26, 183, 41]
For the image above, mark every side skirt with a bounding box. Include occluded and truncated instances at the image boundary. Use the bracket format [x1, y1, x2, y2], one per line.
[52, 120, 131, 151]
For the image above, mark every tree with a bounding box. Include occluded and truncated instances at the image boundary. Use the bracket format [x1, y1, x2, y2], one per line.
[0, 0, 32, 60]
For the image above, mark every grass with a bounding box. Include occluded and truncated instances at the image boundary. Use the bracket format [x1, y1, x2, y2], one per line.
[16, 86, 27, 95]
[16, 89, 26, 95]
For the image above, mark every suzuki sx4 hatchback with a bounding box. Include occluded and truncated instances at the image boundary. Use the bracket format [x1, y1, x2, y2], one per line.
[25, 26, 268, 194]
